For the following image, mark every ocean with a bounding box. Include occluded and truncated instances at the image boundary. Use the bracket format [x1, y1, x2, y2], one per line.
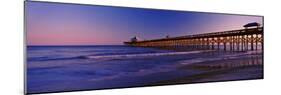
[26, 45, 263, 93]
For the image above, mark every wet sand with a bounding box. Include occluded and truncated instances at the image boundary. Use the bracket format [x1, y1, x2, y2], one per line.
[147, 55, 263, 86]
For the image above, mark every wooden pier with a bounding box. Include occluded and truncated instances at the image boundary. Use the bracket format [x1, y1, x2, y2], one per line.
[124, 25, 263, 51]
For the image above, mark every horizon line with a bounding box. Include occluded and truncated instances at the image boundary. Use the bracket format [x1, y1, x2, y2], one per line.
[27, 44, 126, 46]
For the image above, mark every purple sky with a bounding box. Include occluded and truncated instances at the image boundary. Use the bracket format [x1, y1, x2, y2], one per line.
[26, 2, 263, 45]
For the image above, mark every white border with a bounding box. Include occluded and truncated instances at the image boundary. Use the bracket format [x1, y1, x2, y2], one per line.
[1, 0, 281, 95]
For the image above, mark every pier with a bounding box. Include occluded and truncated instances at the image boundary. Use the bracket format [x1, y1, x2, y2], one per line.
[124, 23, 263, 51]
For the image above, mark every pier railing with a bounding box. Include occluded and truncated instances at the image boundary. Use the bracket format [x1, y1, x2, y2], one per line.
[124, 27, 263, 51]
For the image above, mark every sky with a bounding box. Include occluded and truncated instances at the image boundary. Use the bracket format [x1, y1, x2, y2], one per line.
[26, 1, 263, 45]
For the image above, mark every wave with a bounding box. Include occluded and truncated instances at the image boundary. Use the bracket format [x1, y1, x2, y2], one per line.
[179, 50, 263, 65]
[28, 50, 211, 62]
[28, 56, 85, 62]
[28, 50, 262, 62]
[84, 50, 212, 60]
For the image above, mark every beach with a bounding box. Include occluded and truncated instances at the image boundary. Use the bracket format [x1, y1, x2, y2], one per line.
[27, 45, 263, 94]
[149, 55, 263, 85]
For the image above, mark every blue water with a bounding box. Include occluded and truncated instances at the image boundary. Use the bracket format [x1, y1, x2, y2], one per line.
[26, 45, 263, 93]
